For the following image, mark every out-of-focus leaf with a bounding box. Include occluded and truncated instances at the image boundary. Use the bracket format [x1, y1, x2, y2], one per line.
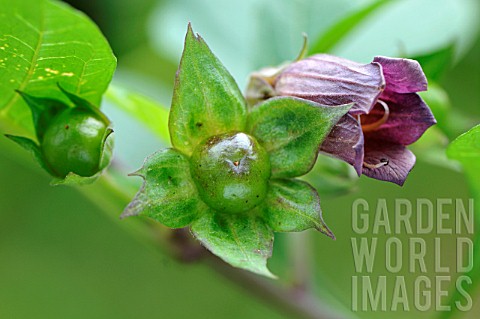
[336, 0, 479, 63]
[149, 0, 479, 91]
[310, 0, 392, 54]
[409, 126, 454, 170]
[247, 97, 351, 178]
[105, 84, 170, 144]
[419, 83, 450, 129]
[169, 24, 247, 156]
[419, 83, 475, 142]
[410, 44, 455, 81]
[191, 208, 275, 278]
[0, 0, 116, 136]
[302, 155, 358, 198]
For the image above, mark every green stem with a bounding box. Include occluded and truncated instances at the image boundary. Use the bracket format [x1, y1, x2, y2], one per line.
[289, 231, 312, 290]
[206, 253, 352, 319]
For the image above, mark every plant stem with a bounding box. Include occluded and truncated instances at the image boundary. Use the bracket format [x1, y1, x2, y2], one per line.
[289, 231, 312, 291]
[205, 252, 351, 319]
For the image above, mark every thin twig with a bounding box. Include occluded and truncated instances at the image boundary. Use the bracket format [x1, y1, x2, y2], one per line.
[205, 252, 350, 319]
[289, 231, 312, 291]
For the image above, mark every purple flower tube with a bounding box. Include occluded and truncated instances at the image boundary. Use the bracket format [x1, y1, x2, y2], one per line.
[251, 54, 436, 185]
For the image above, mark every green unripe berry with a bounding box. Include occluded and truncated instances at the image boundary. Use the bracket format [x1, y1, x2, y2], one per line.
[41, 107, 111, 178]
[190, 132, 271, 214]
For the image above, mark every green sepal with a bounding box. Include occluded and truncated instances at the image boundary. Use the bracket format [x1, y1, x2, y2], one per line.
[58, 83, 111, 124]
[15, 90, 68, 141]
[99, 128, 115, 171]
[247, 97, 352, 178]
[50, 172, 103, 186]
[169, 23, 247, 156]
[4, 134, 53, 175]
[191, 208, 275, 278]
[264, 179, 335, 239]
[121, 148, 203, 228]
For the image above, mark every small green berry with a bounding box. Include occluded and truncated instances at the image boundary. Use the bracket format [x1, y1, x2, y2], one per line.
[190, 132, 271, 214]
[41, 107, 111, 178]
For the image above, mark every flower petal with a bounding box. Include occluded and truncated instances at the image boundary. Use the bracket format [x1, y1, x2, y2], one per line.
[320, 114, 364, 176]
[362, 140, 416, 186]
[275, 54, 385, 115]
[373, 56, 428, 94]
[363, 92, 436, 145]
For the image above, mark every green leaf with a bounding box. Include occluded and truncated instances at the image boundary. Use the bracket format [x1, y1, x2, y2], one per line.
[408, 126, 454, 170]
[4, 134, 52, 173]
[105, 84, 170, 144]
[121, 148, 203, 228]
[447, 124, 480, 163]
[264, 179, 334, 238]
[0, 0, 116, 135]
[191, 209, 275, 278]
[410, 43, 455, 82]
[310, 0, 392, 54]
[445, 124, 480, 317]
[169, 24, 247, 156]
[447, 124, 480, 203]
[247, 97, 352, 178]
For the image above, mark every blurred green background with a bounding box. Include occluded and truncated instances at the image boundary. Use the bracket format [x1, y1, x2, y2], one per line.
[1, 0, 479, 318]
